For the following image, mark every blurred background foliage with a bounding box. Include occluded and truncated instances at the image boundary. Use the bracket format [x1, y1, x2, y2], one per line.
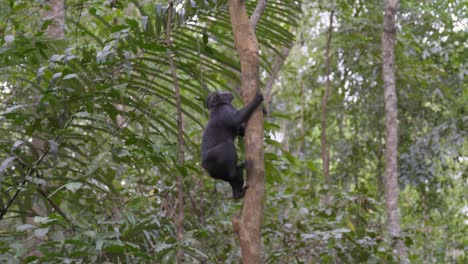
[0, 0, 466, 263]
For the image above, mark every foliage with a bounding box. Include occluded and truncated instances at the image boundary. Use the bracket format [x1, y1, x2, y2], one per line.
[0, 0, 466, 263]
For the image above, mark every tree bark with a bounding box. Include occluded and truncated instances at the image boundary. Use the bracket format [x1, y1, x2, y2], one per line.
[382, 0, 407, 259]
[264, 47, 290, 113]
[249, 0, 267, 31]
[166, 3, 185, 263]
[229, 1, 265, 263]
[321, 10, 334, 186]
[42, 0, 65, 39]
[20, 0, 66, 259]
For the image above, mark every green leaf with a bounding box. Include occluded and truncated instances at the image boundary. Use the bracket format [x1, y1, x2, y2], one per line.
[16, 224, 35, 231]
[96, 239, 104, 251]
[282, 150, 300, 166]
[125, 18, 139, 29]
[306, 161, 318, 172]
[86, 152, 110, 176]
[0, 105, 25, 115]
[34, 228, 49, 238]
[74, 111, 91, 118]
[64, 182, 83, 192]
[183, 245, 209, 260]
[63, 73, 78, 80]
[89, 7, 97, 15]
[155, 243, 174, 253]
[10, 140, 23, 154]
[0, 156, 16, 175]
[104, 242, 125, 254]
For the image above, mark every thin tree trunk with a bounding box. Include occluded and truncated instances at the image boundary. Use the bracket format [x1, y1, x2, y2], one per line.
[281, 119, 290, 152]
[264, 47, 290, 113]
[382, 0, 407, 259]
[376, 130, 385, 194]
[321, 10, 334, 186]
[229, 1, 266, 263]
[43, 0, 65, 39]
[295, 76, 305, 158]
[166, 3, 185, 263]
[249, 0, 267, 30]
[21, 0, 66, 259]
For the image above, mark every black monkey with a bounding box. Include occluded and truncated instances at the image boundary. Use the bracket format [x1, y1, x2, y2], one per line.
[201, 91, 263, 199]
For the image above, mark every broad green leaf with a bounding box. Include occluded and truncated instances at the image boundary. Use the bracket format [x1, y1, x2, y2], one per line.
[155, 243, 174, 253]
[86, 152, 110, 176]
[34, 228, 49, 238]
[63, 73, 78, 80]
[64, 182, 83, 192]
[16, 224, 35, 231]
[104, 243, 125, 254]
[282, 150, 300, 166]
[0, 157, 16, 175]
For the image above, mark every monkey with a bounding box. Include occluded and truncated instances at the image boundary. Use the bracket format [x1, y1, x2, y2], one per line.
[201, 91, 263, 199]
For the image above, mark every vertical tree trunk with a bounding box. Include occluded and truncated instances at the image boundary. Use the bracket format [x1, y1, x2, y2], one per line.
[321, 10, 334, 186]
[296, 77, 305, 157]
[166, 3, 185, 263]
[263, 47, 290, 114]
[381, 0, 407, 258]
[229, 1, 266, 263]
[42, 0, 65, 39]
[21, 0, 66, 259]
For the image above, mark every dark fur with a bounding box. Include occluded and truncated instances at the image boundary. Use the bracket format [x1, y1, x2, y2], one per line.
[201, 91, 263, 199]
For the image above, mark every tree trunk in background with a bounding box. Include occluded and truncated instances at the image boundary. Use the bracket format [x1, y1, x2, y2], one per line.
[263, 47, 290, 113]
[166, 3, 185, 263]
[295, 74, 305, 158]
[321, 10, 334, 186]
[229, 0, 266, 262]
[381, 0, 407, 259]
[22, 0, 66, 259]
[43, 0, 65, 39]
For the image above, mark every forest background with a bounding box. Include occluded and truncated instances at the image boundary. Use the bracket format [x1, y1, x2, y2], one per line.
[0, 0, 466, 263]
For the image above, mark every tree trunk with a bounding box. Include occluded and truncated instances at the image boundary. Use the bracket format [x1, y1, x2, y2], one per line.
[229, 1, 266, 263]
[321, 10, 334, 186]
[166, 3, 185, 263]
[381, 0, 407, 259]
[264, 47, 290, 114]
[42, 0, 65, 39]
[21, 0, 66, 259]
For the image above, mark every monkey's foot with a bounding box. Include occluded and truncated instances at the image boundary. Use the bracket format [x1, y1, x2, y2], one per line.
[241, 184, 249, 196]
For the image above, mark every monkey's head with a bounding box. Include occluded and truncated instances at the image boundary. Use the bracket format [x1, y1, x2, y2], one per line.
[206, 91, 234, 110]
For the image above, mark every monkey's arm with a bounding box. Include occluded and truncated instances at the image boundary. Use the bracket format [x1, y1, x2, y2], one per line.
[231, 93, 263, 125]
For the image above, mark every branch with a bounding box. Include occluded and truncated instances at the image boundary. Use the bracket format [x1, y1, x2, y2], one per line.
[36, 188, 70, 223]
[0, 118, 75, 221]
[250, 0, 267, 30]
